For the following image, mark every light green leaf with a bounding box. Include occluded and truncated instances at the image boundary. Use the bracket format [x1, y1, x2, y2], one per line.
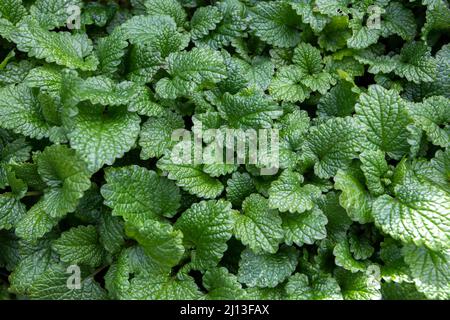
[53, 225, 106, 268]
[10, 17, 98, 71]
[304, 117, 362, 179]
[335, 268, 382, 300]
[238, 246, 299, 288]
[0, 84, 50, 139]
[67, 104, 141, 172]
[101, 165, 181, 225]
[403, 245, 450, 300]
[233, 194, 283, 254]
[157, 154, 224, 199]
[95, 28, 128, 75]
[175, 200, 234, 270]
[373, 171, 450, 251]
[282, 207, 328, 246]
[355, 85, 412, 159]
[286, 273, 343, 300]
[125, 220, 185, 269]
[394, 42, 437, 83]
[29, 266, 107, 300]
[249, 1, 301, 48]
[333, 239, 369, 273]
[37, 145, 91, 218]
[202, 267, 245, 300]
[226, 172, 256, 206]
[15, 202, 60, 241]
[30, 0, 83, 29]
[0, 194, 26, 230]
[269, 66, 310, 103]
[156, 47, 227, 99]
[121, 15, 189, 58]
[190, 5, 223, 40]
[217, 88, 283, 129]
[0, 0, 27, 24]
[334, 169, 373, 224]
[139, 112, 184, 160]
[360, 150, 389, 196]
[409, 96, 450, 148]
[268, 170, 322, 214]
[144, 0, 187, 27]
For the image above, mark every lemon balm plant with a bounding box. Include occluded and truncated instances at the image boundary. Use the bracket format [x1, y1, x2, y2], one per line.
[0, 0, 449, 300]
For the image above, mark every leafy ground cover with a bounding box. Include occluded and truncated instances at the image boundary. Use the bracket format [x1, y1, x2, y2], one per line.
[0, 0, 449, 300]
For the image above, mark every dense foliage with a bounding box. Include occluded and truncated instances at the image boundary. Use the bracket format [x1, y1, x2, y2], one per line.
[0, 0, 449, 300]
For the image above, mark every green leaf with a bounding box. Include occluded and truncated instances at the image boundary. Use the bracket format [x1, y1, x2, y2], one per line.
[98, 211, 125, 255]
[15, 202, 60, 241]
[422, 0, 450, 40]
[290, 0, 328, 32]
[237, 246, 299, 288]
[409, 96, 450, 148]
[29, 266, 107, 300]
[202, 267, 245, 300]
[0, 0, 27, 24]
[382, 2, 416, 40]
[157, 155, 224, 199]
[175, 200, 234, 270]
[217, 88, 283, 129]
[67, 104, 141, 172]
[0, 84, 50, 139]
[318, 192, 352, 242]
[127, 44, 163, 84]
[74, 76, 140, 106]
[36, 145, 91, 218]
[30, 0, 83, 30]
[394, 42, 437, 83]
[226, 172, 256, 206]
[304, 117, 362, 179]
[95, 28, 128, 75]
[349, 231, 374, 260]
[144, 0, 187, 27]
[9, 240, 58, 296]
[269, 66, 310, 103]
[403, 245, 450, 300]
[281, 207, 328, 246]
[233, 194, 283, 254]
[0, 194, 26, 231]
[268, 170, 322, 214]
[355, 85, 412, 159]
[286, 273, 343, 300]
[347, 19, 380, 49]
[242, 56, 275, 91]
[373, 170, 450, 251]
[381, 282, 427, 300]
[53, 225, 106, 268]
[249, 1, 301, 48]
[411, 149, 450, 194]
[121, 15, 189, 58]
[379, 238, 411, 283]
[139, 111, 184, 160]
[10, 17, 98, 71]
[190, 5, 223, 40]
[124, 272, 202, 300]
[317, 81, 358, 118]
[335, 268, 382, 300]
[125, 220, 184, 269]
[333, 238, 369, 273]
[101, 165, 181, 225]
[334, 169, 373, 224]
[360, 150, 389, 196]
[293, 43, 335, 94]
[156, 47, 227, 99]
